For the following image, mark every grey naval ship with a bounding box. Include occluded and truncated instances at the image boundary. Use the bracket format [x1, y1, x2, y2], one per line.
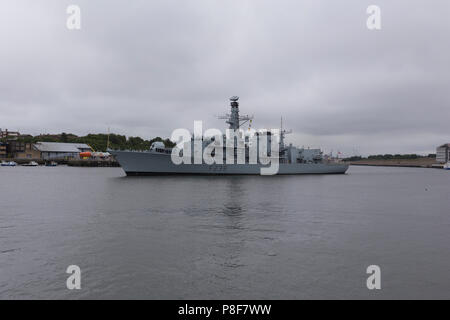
[111, 97, 349, 175]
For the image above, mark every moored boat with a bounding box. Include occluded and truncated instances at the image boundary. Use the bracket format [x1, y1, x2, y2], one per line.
[1, 161, 17, 167]
[22, 161, 39, 166]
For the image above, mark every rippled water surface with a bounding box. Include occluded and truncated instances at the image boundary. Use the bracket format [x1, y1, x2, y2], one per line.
[0, 165, 449, 299]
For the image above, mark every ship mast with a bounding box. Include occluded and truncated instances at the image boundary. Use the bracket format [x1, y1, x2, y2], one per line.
[106, 127, 110, 150]
[218, 96, 253, 130]
[279, 116, 292, 151]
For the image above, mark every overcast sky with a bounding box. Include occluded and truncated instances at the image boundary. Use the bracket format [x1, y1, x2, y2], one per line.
[1, 0, 449, 155]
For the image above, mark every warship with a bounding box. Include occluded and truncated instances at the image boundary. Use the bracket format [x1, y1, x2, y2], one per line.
[110, 97, 349, 175]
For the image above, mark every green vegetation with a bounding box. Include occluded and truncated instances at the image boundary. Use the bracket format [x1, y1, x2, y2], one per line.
[343, 156, 364, 161]
[368, 154, 420, 160]
[344, 154, 436, 161]
[16, 132, 175, 152]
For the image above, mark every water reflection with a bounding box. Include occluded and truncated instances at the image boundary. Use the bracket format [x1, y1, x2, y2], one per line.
[221, 177, 246, 217]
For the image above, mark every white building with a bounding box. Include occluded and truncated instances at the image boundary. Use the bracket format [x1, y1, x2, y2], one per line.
[34, 142, 92, 160]
[436, 143, 450, 163]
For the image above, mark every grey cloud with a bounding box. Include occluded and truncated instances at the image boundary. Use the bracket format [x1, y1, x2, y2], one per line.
[0, 0, 449, 155]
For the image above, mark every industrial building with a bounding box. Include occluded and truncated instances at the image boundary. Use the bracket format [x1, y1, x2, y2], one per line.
[0, 128, 21, 158]
[0, 142, 7, 159]
[33, 142, 93, 160]
[436, 143, 450, 163]
[15, 143, 42, 159]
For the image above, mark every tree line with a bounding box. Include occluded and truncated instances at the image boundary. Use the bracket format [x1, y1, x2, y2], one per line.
[344, 154, 436, 161]
[16, 133, 176, 152]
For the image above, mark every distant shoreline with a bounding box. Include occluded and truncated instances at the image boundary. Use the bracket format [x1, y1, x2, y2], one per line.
[347, 157, 443, 168]
[4, 158, 119, 167]
[5, 157, 444, 169]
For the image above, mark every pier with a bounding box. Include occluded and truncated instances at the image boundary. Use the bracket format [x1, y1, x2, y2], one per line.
[6, 158, 119, 167]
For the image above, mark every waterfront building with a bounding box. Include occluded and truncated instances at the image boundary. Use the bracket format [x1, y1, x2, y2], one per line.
[0, 142, 7, 159]
[34, 142, 93, 160]
[15, 143, 42, 159]
[7, 140, 26, 156]
[436, 143, 450, 163]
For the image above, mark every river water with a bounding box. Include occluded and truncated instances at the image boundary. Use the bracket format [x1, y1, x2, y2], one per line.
[0, 165, 449, 299]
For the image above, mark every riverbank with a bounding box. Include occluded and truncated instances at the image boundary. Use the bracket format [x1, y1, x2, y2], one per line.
[3, 158, 119, 167]
[347, 157, 442, 168]
[4, 157, 442, 169]
[67, 159, 119, 167]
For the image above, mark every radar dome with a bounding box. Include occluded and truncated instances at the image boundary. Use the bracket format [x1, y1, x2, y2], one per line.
[150, 141, 165, 150]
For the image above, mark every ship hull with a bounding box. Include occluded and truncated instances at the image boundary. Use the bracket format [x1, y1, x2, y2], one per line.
[111, 150, 349, 175]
